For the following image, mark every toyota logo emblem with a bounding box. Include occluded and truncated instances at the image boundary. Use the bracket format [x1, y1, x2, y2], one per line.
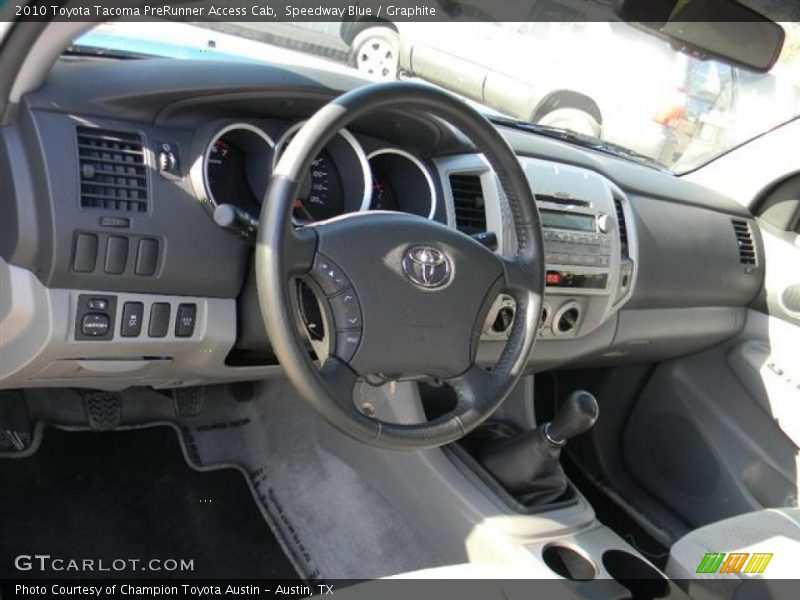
[402, 245, 453, 289]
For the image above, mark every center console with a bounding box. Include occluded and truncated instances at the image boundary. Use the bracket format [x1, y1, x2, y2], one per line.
[321, 378, 686, 599]
[437, 155, 637, 345]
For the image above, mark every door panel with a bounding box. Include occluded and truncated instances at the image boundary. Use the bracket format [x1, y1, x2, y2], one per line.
[760, 220, 800, 326]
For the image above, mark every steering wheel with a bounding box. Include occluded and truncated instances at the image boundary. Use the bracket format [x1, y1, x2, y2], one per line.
[256, 82, 544, 450]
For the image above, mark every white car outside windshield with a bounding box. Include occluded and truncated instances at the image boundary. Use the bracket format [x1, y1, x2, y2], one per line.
[75, 18, 800, 174]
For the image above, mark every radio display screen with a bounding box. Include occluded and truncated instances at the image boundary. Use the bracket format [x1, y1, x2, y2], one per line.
[540, 209, 596, 232]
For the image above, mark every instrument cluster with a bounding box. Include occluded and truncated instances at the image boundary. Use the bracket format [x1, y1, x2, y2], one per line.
[191, 120, 438, 225]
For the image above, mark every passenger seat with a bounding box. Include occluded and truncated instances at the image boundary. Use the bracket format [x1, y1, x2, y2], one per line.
[667, 508, 800, 599]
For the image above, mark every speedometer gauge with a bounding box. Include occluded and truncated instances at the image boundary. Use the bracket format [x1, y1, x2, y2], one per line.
[273, 123, 371, 223]
[292, 151, 344, 222]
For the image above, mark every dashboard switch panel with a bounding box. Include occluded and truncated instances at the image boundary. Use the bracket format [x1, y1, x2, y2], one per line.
[74, 294, 117, 341]
[175, 303, 197, 337]
[148, 302, 171, 338]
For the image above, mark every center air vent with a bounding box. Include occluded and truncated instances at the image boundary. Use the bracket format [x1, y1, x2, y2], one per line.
[613, 197, 629, 257]
[450, 174, 486, 234]
[731, 219, 757, 265]
[77, 127, 148, 212]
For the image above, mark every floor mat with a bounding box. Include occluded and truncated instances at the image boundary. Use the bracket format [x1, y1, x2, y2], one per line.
[20, 383, 450, 580]
[0, 426, 299, 579]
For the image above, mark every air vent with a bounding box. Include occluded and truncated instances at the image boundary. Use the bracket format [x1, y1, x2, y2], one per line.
[613, 198, 629, 257]
[450, 174, 486, 234]
[731, 219, 757, 265]
[77, 127, 148, 212]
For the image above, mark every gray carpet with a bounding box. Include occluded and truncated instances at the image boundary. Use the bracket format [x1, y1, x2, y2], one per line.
[16, 380, 448, 580]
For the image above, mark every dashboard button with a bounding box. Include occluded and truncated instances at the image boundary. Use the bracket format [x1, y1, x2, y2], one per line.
[87, 298, 109, 311]
[81, 313, 110, 337]
[135, 238, 159, 276]
[545, 271, 563, 286]
[175, 303, 197, 337]
[329, 289, 361, 330]
[120, 302, 144, 337]
[148, 303, 171, 338]
[73, 234, 98, 273]
[313, 256, 349, 295]
[335, 330, 362, 362]
[105, 236, 129, 274]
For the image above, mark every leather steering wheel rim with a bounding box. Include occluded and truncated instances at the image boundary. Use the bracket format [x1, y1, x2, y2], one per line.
[256, 81, 544, 450]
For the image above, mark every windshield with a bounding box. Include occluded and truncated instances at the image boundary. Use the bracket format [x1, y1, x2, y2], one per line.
[73, 15, 800, 174]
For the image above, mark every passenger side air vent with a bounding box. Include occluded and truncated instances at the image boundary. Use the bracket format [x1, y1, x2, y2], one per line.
[731, 219, 757, 265]
[613, 198, 629, 257]
[77, 127, 148, 212]
[450, 174, 486, 234]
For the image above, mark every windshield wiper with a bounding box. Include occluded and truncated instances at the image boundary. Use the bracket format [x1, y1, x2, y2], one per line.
[489, 115, 669, 173]
[64, 45, 150, 60]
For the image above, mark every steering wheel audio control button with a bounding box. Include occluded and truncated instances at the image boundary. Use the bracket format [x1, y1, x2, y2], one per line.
[335, 330, 362, 362]
[313, 255, 349, 295]
[329, 289, 362, 330]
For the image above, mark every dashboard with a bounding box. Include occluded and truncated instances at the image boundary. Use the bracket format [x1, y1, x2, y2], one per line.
[0, 56, 765, 391]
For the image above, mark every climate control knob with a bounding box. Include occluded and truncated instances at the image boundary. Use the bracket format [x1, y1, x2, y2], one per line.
[553, 302, 581, 336]
[597, 213, 612, 234]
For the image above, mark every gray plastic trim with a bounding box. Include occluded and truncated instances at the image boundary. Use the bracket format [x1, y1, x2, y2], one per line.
[8, 22, 93, 104]
[608, 181, 639, 311]
[0, 256, 280, 391]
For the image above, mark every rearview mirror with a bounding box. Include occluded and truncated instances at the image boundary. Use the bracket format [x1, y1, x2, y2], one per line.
[616, 0, 785, 72]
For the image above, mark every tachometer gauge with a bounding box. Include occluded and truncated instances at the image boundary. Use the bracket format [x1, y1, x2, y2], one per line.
[199, 123, 273, 214]
[207, 139, 255, 207]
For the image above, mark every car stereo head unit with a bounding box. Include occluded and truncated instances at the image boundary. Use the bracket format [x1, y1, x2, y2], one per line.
[538, 199, 613, 292]
[540, 208, 596, 233]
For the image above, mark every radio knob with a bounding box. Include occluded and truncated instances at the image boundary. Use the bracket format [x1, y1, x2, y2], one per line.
[597, 213, 612, 234]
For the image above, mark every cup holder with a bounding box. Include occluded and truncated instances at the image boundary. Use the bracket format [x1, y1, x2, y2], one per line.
[602, 550, 670, 599]
[542, 544, 596, 581]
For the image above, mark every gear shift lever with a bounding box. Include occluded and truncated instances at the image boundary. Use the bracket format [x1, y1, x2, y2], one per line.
[479, 390, 599, 504]
[543, 390, 599, 445]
